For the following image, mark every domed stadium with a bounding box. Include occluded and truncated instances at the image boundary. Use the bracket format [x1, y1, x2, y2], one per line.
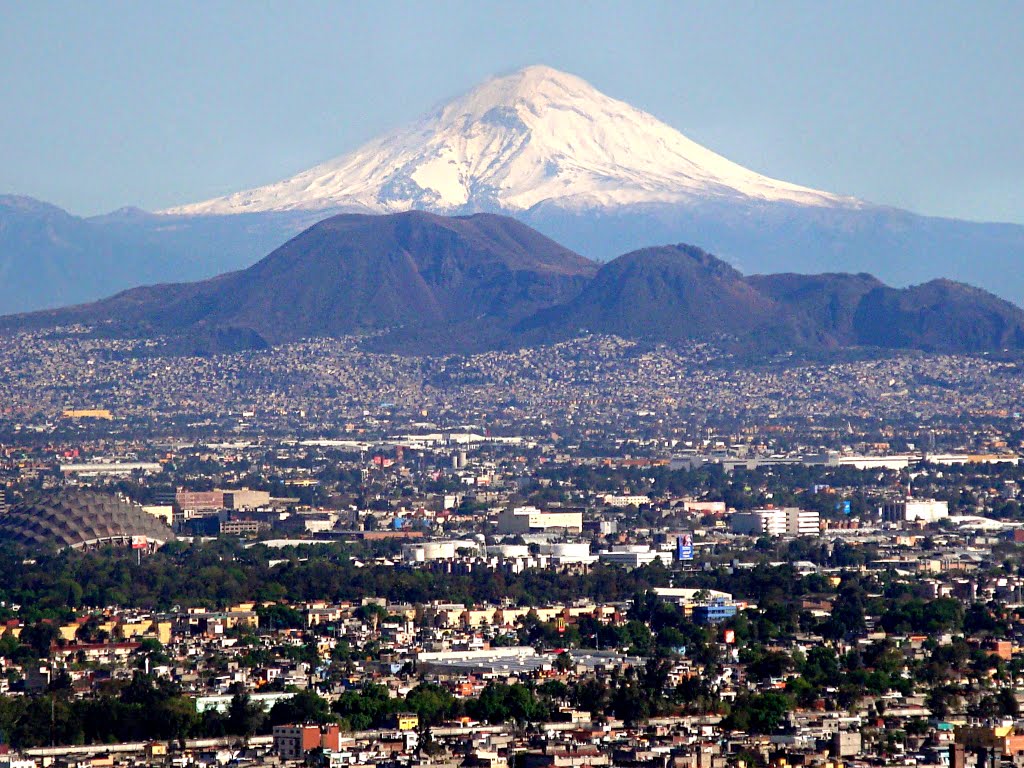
[0, 489, 175, 552]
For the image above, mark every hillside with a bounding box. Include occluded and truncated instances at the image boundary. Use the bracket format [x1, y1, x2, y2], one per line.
[3, 211, 597, 353]
[5, 212, 1024, 356]
[852, 280, 1024, 352]
[4, 66, 1024, 313]
[522, 245, 821, 351]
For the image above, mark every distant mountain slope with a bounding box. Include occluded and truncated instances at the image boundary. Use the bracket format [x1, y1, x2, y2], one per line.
[4, 211, 596, 353]
[747, 272, 884, 342]
[852, 279, 1024, 352]
[0, 196, 132, 312]
[4, 66, 1024, 313]
[4, 212, 1023, 357]
[520, 200, 1024, 293]
[0, 196, 310, 313]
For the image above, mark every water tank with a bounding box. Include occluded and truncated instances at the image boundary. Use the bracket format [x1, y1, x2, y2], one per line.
[542, 542, 591, 559]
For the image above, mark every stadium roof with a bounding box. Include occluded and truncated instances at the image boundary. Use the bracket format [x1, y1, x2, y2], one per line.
[0, 489, 175, 552]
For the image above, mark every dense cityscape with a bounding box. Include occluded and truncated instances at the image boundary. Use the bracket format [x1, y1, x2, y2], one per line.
[3, 8, 1022, 768]
[0, 329, 1024, 768]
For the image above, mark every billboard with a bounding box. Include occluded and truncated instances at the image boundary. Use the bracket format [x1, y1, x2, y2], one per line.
[676, 534, 694, 561]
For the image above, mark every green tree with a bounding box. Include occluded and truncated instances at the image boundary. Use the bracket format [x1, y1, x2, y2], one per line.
[268, 690, 334, 727]
[227, 692, 264, 739]
[21, 621, 59, 658]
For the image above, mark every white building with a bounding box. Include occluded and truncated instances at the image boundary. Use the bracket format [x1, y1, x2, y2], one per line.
[882, 499, 949, 524]
[598, 545, 672, 568]
[836, 455, 916, 471]
[730, 508, 820, 537]
[603, 494, 651, 508]
[59, 461, 162, 477]
[788, 508, 821, 536]
[539, 542, 596, 565]
[684, 500, 727, 514]
[496, 506, 582, 534]
[402, 539, 479, 562]
[485, 544, 531, 558]
[653, 587, 733, 607]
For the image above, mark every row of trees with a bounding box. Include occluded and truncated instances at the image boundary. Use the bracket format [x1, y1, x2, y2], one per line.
[0, 538, 682, 617]
[0, 667, 688, 748]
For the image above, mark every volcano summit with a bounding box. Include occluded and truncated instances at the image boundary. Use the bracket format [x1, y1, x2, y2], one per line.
[166, 65, 856, 216]
[3, 66, 1024, 313]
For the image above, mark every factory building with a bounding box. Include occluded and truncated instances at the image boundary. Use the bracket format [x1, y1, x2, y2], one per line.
[598, 545, 672, 568]
[402, 539, 480, 562]
[223, 489, 271, 510]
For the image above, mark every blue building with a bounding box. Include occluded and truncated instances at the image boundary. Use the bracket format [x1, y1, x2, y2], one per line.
[692, 598, 738, 625]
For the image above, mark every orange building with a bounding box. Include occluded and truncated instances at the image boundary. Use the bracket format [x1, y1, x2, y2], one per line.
[272, 724, 341, 760]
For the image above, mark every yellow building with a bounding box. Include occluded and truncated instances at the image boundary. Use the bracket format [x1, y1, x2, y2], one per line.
[957, 724, 1024, 754]
[395, 713, 419, 731]
[62, 409, 113, 420]
[145, 743, 168, 761]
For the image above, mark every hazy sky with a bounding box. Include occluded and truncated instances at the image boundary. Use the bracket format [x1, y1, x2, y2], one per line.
[1, 1, 1021, 223]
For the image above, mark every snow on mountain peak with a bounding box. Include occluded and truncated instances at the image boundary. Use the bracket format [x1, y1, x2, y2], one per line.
[164, 65, 858, 216]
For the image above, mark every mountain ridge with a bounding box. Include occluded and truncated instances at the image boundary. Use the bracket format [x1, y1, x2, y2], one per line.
[4, 211, 1023, 358]
[2, 211, 597, 354]
[3, 66, 1024, 312]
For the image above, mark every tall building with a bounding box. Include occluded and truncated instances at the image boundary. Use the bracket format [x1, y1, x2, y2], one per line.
[731, 510, 787, 536]
[787, 508, 821, 536]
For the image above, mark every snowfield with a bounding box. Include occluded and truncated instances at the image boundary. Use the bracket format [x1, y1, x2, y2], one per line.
[164, 65, 861, 216]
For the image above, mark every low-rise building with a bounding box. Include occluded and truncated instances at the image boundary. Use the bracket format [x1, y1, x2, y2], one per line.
[496, 506, 582, 534]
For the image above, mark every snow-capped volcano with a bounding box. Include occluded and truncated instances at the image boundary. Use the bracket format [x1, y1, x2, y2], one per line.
[4, 65, 1024, 315]
[165, 65, 858, 216]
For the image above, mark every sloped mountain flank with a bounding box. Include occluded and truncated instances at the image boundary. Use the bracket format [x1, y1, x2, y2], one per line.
[4, 212, 1023, 357]
[4, 66, 1024, 313]
[166, 65, 853, 217]
[2, 211, 596, 353]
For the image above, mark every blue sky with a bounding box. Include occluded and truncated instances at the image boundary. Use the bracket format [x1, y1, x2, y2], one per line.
[1, 0, 1021, 223]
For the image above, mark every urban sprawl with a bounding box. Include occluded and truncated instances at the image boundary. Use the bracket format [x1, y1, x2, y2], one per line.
[1, 331, 1024, 768]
